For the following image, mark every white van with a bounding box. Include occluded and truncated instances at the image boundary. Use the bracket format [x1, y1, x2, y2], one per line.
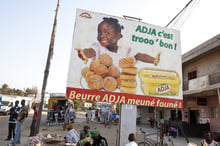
[0, 95, 13, 115]
[0, 95, 34, 115]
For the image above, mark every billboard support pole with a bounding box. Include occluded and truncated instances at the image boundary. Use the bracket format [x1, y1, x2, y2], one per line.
[118, 16, 141, 146]
[119, 104, 137, 146]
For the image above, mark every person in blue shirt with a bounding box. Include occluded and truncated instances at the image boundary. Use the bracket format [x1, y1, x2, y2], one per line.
[5, 100, 20, 141]
[10, 99, 28, 145]
[109, 111, 116, 123]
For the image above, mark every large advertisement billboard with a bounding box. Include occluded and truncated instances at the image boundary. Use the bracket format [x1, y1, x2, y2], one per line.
[66, 9, 183, 108]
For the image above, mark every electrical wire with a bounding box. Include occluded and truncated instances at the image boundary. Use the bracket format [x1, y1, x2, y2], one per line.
[165, 0, 193, 28]
[177, 0, 200, 30]
[166, 0, 200, 30]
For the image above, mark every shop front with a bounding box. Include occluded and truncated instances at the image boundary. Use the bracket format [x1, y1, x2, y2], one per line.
[182, 95, 220, 137]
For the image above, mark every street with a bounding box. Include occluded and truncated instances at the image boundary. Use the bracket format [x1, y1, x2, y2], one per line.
[0, 111, 120, 146]
[0, 112, 47, 134]
[0, 111, 47, 146]
[0, 111, 202, 146]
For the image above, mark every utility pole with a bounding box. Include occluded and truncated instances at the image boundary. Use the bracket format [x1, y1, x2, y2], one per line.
[35, 0, 60, 135]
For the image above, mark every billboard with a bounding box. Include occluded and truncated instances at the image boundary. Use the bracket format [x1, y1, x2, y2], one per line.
[66, 9, 183, 108]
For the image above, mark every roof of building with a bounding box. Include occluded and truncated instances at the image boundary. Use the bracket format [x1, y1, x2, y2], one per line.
[182, 33, 220, 65]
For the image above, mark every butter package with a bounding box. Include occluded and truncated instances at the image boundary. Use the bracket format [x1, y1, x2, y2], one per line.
[139, 68, 181, 96]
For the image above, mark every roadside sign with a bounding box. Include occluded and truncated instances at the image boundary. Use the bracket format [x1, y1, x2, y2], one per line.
[66, 9, 183, 108]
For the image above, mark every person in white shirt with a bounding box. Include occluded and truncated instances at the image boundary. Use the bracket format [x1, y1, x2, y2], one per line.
[91, 108, 96, 122]
[201, 132, 217, 146]
[126, 133, 138, 146]
[65, 123, 80, 144]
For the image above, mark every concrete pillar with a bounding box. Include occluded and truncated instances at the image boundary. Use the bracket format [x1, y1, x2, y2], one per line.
[217, 88, 220, 105]
[119, 104, 137, 146]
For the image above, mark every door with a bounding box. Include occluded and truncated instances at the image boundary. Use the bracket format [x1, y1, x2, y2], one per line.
[189, 110, 199, 124]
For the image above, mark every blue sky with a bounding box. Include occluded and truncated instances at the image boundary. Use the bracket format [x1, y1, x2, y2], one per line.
[0, 0, 219, 93]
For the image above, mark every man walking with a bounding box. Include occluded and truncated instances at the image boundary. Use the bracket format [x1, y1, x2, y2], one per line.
[9, 99, 28, 146]
[5, 100, 20, 141]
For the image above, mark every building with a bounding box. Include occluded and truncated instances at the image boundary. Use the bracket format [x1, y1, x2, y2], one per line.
[136, 34, 220, 137]
[182, 34, 220, 134]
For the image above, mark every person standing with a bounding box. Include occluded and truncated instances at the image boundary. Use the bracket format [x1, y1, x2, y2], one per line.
[125, 133, 138, 146]
[87, 108, 92, 123]
[10, 99, 28, 145]
[5, 100, 20, 141]
[91, 108, 96, 123]
[29, 105, 38, 136]
[63, 104, 70, 131]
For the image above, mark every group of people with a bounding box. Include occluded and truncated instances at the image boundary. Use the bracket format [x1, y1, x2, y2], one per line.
[65, 123, 108, 146]
[85, 108, 97, 124]
[65, 122, 139, 146]
[85, 108, 119, 127]
[4, 99, 31, 146]
[4, 100, 219, 146]
[49, 102, 75, 127]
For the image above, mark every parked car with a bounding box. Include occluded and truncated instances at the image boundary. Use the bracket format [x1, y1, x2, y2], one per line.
[0, 100, 12, 115]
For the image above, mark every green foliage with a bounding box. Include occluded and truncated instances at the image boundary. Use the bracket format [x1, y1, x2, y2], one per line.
[73, 100, 82, 111]
[0, 83, 38, 97]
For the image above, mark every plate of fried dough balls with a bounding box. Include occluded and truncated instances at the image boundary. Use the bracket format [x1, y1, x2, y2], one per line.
[81, 54, 120, 91]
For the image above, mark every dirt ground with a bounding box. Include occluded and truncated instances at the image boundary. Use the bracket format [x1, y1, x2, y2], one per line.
[41, 118, 122, 146]
[1, 112, 144, 146]
[40, 117, 145, 146]
[0, 111, 203, 146]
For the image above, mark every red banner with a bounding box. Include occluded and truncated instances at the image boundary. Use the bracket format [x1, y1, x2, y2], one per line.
[66, 87, 183, 108]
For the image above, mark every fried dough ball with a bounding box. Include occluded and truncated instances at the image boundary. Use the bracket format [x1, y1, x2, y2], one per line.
[99, 54, 113, 67]
[82, 67, 90, 78]
[116, 77, 120, 88]
[103, 76, 117, 91]
[90, 59, 100, 71]
[94, 64, 108, 77]
[87, 74, 103, 90]
[85, 71, 95, 82]
[108, 65, 120, 78]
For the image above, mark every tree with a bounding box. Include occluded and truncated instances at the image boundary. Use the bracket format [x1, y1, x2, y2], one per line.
[0, 83, 10, 94]
[16, 89, 24, 96]
[73, 100, 81, 111]
[11, 88, 16, 95]
[0, 83, 37, 96]
[31, 86, 38, 98]
[24, 86, 38, 97]
[24, 88, 31, 96]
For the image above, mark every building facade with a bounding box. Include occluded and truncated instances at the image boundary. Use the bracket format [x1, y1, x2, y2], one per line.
[182, 34, 220, 132]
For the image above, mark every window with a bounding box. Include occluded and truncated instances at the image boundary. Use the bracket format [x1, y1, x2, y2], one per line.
[188, 70, 197, 80]
[209, 107, 216, 119]
[197, 98, 207, 105]
[1, 101, 10, 106]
